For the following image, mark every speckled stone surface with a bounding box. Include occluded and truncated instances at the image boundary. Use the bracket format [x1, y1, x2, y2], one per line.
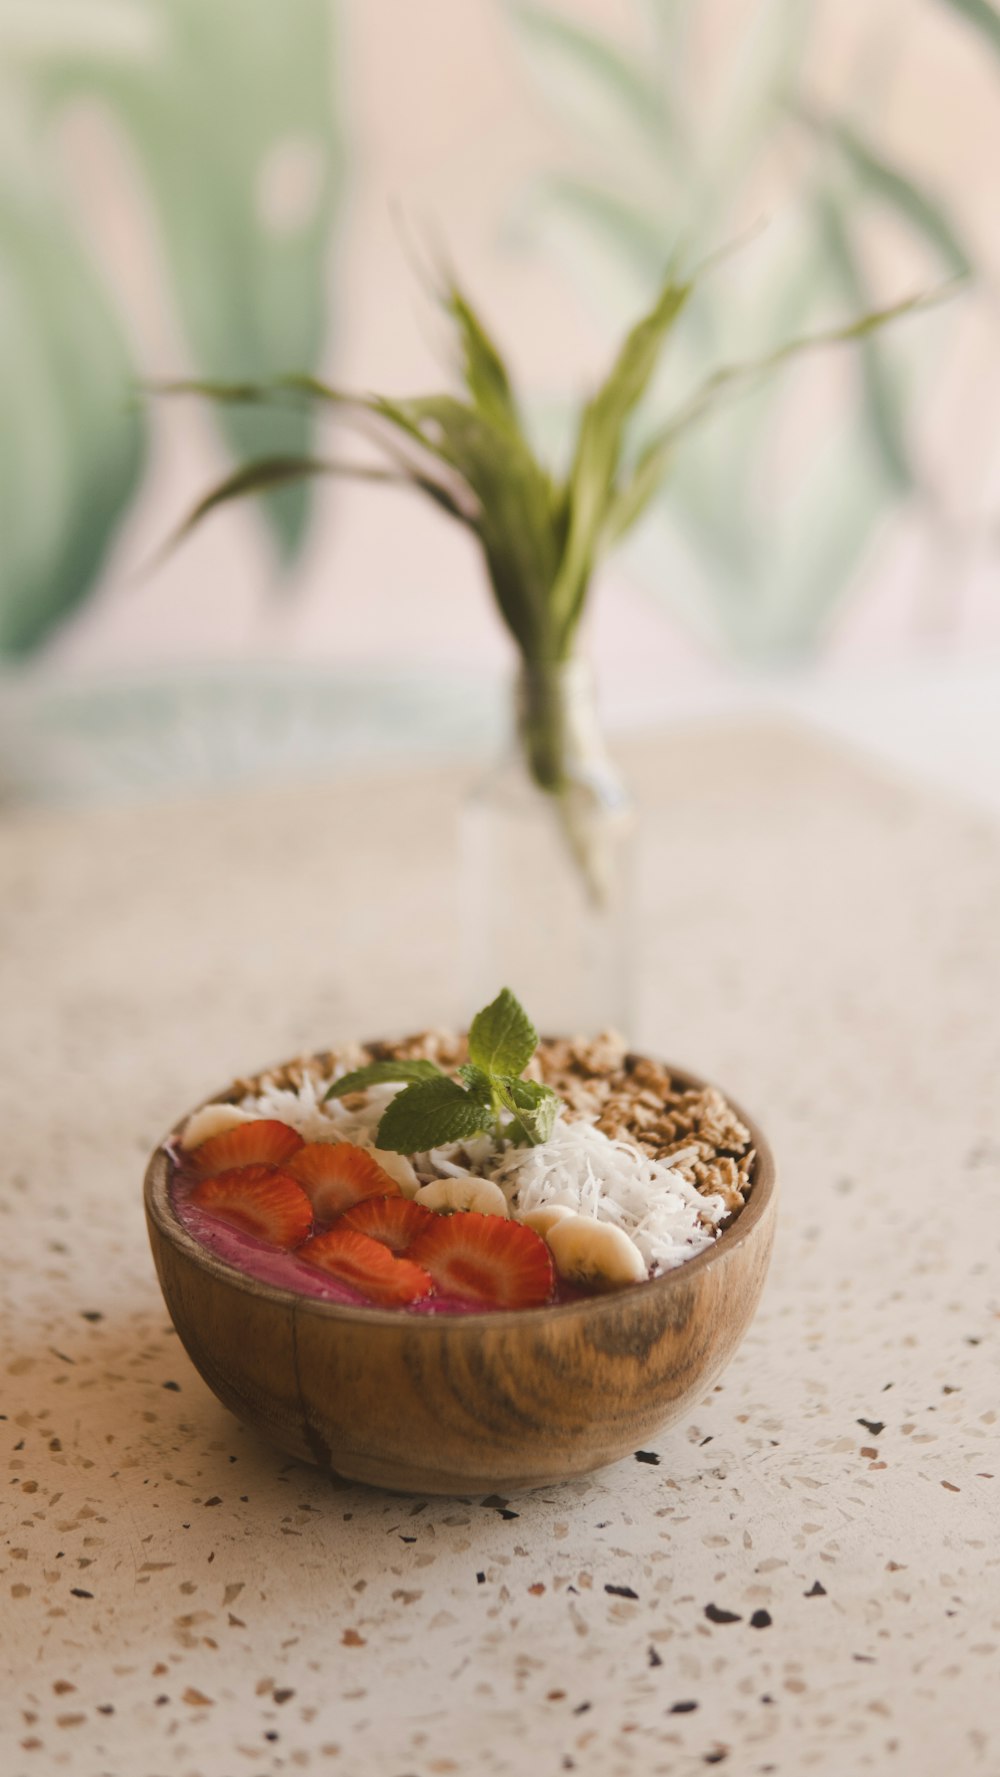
[2, 725, 998, 1776]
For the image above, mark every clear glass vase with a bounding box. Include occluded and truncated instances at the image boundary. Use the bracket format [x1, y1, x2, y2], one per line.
[460, 658, 636, 1037]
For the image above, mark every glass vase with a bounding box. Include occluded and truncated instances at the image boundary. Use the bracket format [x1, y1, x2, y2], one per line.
[460, 657, 636, 1037]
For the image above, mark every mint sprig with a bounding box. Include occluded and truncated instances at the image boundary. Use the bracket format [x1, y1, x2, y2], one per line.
[362, 988, 559, 1155]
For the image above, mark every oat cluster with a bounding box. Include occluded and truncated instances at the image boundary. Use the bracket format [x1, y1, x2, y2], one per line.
[236, 1028, 755, 1218]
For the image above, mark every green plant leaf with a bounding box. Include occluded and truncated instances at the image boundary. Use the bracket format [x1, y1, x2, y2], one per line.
[812, 192, 917, 496]
[375, 1076, 494, 1155]
[445, 281, 521, 434]
[607, 272, 957, 557]
[468, 987, 538, 1078]
[549, 271, 691, 639]
[169, 456, 339, 545]
[936, 0, 1000, 61]
[161, 362, 560, 655]
[794, 105, 973, 278]
[156, 441, 477, 563]
[38, 0, 344, 563]
[649, 283, 957, 464]
[456, 1063, 496, 1103]
[497, 1077, 559, 1146]
[502, 1077, 557, 1109]
[527, 174, 673, 285]
[0, 182, 146, 657]
[149, 376, 278, 405]
[752, 421, 893, 659]
[604, 431, 676, 544]
[157, 455, 382, 562]
[324, 1058, 444, 1100]
[507, 1, 672, 149]
[370, 392, 561, 655]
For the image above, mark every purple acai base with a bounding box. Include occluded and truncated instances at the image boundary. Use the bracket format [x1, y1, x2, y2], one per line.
[169, 1155, 591, 1314]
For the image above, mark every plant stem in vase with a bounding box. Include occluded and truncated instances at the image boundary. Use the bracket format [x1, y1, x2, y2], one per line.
[462, 658, 635, 1037]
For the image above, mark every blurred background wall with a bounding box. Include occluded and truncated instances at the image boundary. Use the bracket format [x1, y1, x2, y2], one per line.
[2, 0, 999, 803]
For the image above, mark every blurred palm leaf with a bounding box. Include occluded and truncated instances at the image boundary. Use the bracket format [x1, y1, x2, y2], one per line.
[813, 191, 916, 497]
[526, 175, 671, 284]
[0, 180, 145, 655]
[800, 110, 972, 505]
[37, 0, 342, 560]
[937, 0, 1000, 58]
[0, 0, 342, 658]
[799, 111, 972, 279]
[509, 1, 675, 150]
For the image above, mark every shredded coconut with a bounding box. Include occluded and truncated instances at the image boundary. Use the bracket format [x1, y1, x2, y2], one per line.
[239, 1072, 341, 1143]
[485, 1114, 727, 1274]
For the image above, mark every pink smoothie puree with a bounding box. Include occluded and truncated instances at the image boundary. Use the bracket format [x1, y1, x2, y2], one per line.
[169, 1152, 586, 1314]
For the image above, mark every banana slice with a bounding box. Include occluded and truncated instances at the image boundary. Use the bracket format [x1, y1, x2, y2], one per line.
[415, 1176, 510, 1218]
[370, 1148, 421, 1199]
[546, 1215, 647, 1288]
[518, 1203, 576, 1238]
[180, 1103, 258, 1150]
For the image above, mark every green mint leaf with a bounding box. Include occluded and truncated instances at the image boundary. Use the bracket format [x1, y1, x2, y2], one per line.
[497, 1078, 559, 1147]
[513, 1098, 559, 1146]
[503, 1077, 558, 1111]
[375, 1076, 493, 1154]
[457, 1063, 495, 1105]
[325, 1058, 443, 1101]
[467, 987, 538, 1079]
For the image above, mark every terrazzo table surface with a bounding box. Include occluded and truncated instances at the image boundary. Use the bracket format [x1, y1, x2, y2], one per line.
[2, 724, 998, 1777]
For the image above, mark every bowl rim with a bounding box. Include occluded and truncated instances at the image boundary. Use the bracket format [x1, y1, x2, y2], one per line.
[144, 1051, 776, 1330]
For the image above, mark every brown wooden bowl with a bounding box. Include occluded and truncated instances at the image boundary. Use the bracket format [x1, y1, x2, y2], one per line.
[144, 1055, 776, 1495]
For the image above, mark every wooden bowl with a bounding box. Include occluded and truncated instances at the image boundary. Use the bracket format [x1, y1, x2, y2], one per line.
[144, 1057, 776, 1495]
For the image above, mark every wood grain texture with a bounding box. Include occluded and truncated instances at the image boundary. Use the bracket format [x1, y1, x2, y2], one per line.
[145, 1058, 776, 1494]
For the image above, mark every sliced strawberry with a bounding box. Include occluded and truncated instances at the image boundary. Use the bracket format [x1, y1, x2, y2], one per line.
[299, 1227, 433, 1307]
[191, 1118, 303, 1175]
[340, 1195, 435, 1254]
[191, 1165, 313, 1249]
[408, 1212, 554, 1310]
[286, 1142, 402, 1221]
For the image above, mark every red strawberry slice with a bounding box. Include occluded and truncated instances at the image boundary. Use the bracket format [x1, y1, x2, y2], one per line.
[287, 1142, 401, 1221]
[408, 1212, 554, 1310]
[191, 1165, 313, 1249]
[340, 1195, 435, 1254]
[191, 1119, 303, 1175]
[299, 1227, 434, 1307]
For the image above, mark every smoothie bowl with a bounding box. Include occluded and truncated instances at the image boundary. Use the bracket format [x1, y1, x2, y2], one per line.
[145, 991, 776, 1493]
